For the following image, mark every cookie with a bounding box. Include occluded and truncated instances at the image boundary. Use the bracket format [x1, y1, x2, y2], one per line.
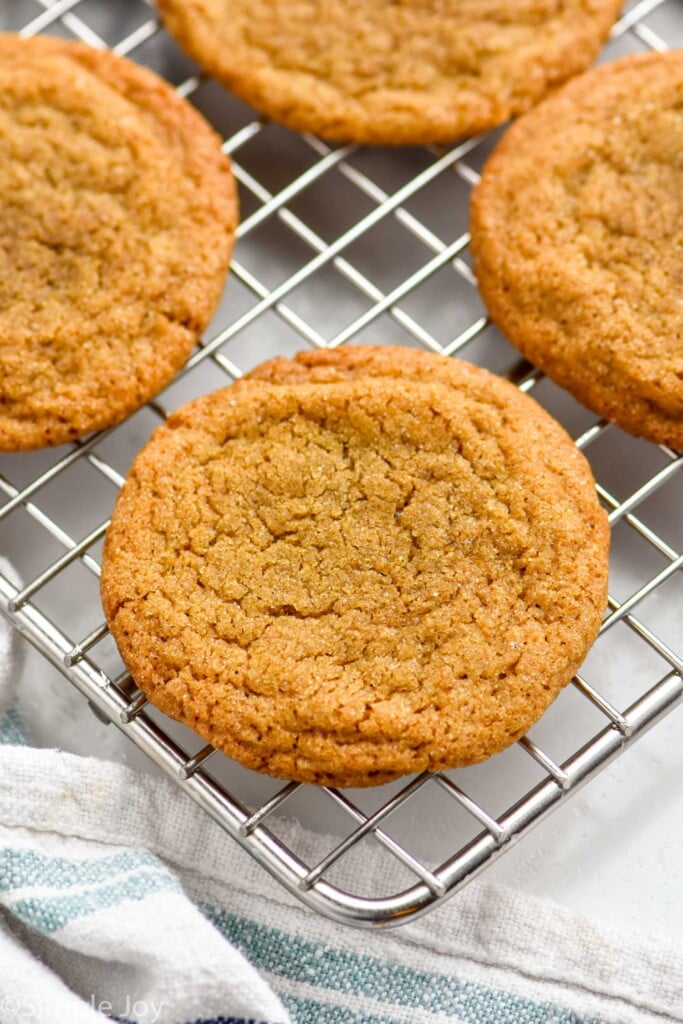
[0, 34, 237, 451]
[156, 0, 622, 146]
[470, 51, 683, 450]
[101, 347, 609, 787]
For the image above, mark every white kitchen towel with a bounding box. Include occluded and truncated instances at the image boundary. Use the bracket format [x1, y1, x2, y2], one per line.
[1, 747, 683, 1024]
[0, 611, 682, 1023]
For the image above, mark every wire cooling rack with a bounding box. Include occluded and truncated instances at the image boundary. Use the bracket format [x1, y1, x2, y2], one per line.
[0, 0, 681, 928]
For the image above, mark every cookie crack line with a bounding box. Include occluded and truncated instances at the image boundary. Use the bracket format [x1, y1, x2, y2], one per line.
[101, 349, 609, 787]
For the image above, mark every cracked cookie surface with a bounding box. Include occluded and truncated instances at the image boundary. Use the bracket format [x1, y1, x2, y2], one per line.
[156, 0, 621, 145]
[470, 51, 683, 449]
[102, 349, 609, 787]
[0, 34, 237, 450]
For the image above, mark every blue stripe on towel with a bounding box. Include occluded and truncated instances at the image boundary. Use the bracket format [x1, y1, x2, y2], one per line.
[203, 908, 601, 1024]
[0, 846, 162, 891]
[0, 705, 27, 745]
[186, 1018, 284, 1024]
[10, 868, 180, 933]
[282, 996, 414, 1024]
[114, 1018, 285, 1023]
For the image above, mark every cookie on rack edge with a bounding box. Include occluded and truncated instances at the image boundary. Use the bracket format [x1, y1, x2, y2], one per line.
[0, 34, 237, 450]
[470, 50, 683, 449]
[156, 0, 622, 145]
[101, 347, 609, 788]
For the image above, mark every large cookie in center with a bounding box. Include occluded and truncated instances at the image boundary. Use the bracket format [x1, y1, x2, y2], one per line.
[101, 351, 608, 786]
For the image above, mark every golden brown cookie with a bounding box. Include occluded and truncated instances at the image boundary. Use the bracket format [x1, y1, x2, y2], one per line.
[470, 51, 683, 450]
[156, 0, 622, 145]
[101, 347, 609, 787]
[0, 34, 237, 451]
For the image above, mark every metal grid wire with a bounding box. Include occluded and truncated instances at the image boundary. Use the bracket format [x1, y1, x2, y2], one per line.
[0, 0, 681, 927]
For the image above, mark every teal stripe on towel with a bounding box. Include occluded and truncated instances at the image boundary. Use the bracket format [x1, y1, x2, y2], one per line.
[10, 868, 180, 933]
[204, 908, 600, 1024]
[282, 995, 415, 1024]
[0, 705, 27, 746]
[0, 846, 161, 892]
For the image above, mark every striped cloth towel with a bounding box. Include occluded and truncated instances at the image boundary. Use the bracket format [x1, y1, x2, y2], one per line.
[0, 585, 681, 1024]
